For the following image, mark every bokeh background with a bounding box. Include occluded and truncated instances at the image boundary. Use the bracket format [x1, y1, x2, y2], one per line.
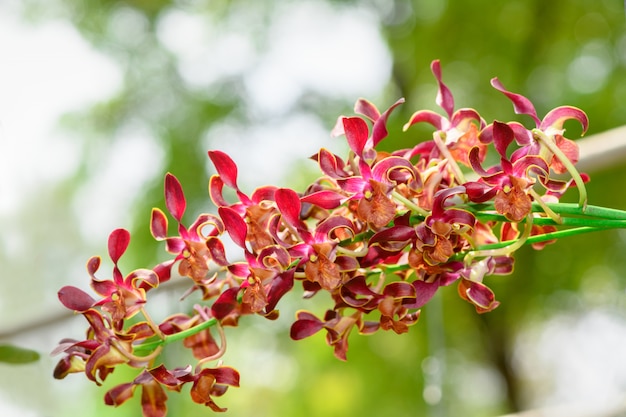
[1, 0, 626, 416]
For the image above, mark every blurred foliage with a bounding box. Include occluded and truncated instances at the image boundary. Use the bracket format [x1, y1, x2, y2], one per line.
[0, 345, 40, 364]
[7, 0, 626, 416]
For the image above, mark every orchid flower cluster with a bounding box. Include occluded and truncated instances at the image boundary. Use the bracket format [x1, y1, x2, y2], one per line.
[53, 60, 624, 417]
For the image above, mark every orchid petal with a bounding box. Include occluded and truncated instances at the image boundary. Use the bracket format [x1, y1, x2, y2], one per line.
[275, 188, 303, 229]
[491, 77, 541, 126]
[403, 110, 446, 131]
[300, 190, 346, 210]
[492, 121, 514, 158]
[208, 150, 239, 189]
[290, 311, 324, 340]
[150, 208, 168, 240]
[217, 206, 247, 248]
[58, 286, 95, 312]
[370, 97, 405, 148]
[541, 105, 589, 135]
[342, 116, 369, 157]
[164, 173, 186, 222]
[108, 229, 130, 264]
[431, 60, 454, 119]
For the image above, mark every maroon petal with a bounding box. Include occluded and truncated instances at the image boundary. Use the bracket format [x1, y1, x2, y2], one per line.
[492, 121, 514, 158]
[58, 286, 95, 312]
[464, 182, 495, 203]
[342, 116, 369, 157]
[275, 188, 302, 230]
[108, 229, 130, 264]
[218, 206, 247, 248]
[410, 279, 440, 309]
[316, 148, 348, 179]
[383, 281, 416, 299]
[541, 105, 589, 135]
[265, 271, 294, 313]
[370, 97, 404, 148]
[104, 382, 136, 407]
[86, 256, 101, 277]
[148, 364, 184, 389]
[369, 225, 415, 252]
[450, 108, 482, 129]
[314, 216, 356, 241]
[354, 98, 381, 121]
[140, 380, 168, 417]
[300, 190, 346, 210]
[403, 110, 446, 131]
[164, 173, 186, 222]
[150, 208, 168, 240]
[208, 150, 239, 189]
[206, 237, 229, 267]
[211, 287, 239, 320]
[371, 156, 419, 186]
[290, 313, 324, 340]
[208, 175, 229, 207]
[431, 60, 454, 119]
[491, 77, 541, 126]
[461, 280, 500, 313]
[210, 366, 241, 387]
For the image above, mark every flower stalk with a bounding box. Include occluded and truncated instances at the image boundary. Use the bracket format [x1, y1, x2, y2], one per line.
[52, 60, 626, 417]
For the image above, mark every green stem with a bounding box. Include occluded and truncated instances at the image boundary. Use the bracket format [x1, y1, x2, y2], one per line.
[133, 317, 217, 354]
[392, 190, 429, 217]
[532, 129, 588, 209]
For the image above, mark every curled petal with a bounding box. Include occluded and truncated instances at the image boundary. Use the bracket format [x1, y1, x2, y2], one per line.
[265, 270, 295, 313]
[541, 106, 589, 135]
[150, 209, 168, 240]
[409, 279, 440, 309]
[458, 279, 500, 313]
[431, 59, 454, 119]
[190, 214, 224, 239]
[208, 175, 229, 207]
[464, 181, 497, 203]
[206, 237, 229, 267]
[250, 186, 277, 204]
[314, 216, 356, 242]
[369, 225, 415, 252]
[450, 108, 482, 130]
[383, 281, 416, 299]
[430, 186, 468, 220]
[127, 268, 159, 290]
[370, 97, 405, 148]
[315, 148, 348, 179]
[491, 77, 541, 126]
[354, 98, 381, 121]
[371, 156, 420, 187]
[211, 287, 240, 320]
[403, 110, 446, 131]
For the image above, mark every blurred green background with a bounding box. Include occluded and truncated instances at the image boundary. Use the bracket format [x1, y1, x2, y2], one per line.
[1, 0, 626, 416]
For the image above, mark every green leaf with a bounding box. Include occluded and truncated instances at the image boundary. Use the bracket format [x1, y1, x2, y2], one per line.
[0, 344, 40, 364]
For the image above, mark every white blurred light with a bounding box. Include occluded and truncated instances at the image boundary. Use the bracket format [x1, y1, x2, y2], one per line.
[245, 1, 391, 115]
[0, 16, 123, 215]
